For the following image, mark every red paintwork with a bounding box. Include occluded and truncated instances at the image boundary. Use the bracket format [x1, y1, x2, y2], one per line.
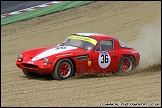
[16, 33, 140, 75]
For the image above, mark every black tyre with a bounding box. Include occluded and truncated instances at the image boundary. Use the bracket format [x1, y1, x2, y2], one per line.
[22, 69, 36, 77]
[118, 56, 134, 74]
[52, 59, 74, 80]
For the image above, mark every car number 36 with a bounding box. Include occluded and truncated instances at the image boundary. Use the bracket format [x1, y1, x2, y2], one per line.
[98, 52, 111, 68]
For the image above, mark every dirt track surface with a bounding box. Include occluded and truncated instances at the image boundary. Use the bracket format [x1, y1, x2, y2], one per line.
[1, 1, 161, 107]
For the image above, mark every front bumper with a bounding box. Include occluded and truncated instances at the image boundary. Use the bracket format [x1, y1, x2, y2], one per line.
[16, 61, 54, 74]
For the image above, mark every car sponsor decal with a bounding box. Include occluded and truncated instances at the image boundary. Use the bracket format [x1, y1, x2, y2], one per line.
[88, 60, 91, 66]
[98, 51, 111, 68]
[69, 35, 97, 45]
[56, 53, 73, 57]
[32, 46, 77, 61]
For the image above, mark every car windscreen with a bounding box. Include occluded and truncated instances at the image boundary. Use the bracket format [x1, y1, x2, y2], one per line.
[63, 35, 97, 50]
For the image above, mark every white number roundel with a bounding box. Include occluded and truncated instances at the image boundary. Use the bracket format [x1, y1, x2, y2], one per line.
[98, 51, 111, 68]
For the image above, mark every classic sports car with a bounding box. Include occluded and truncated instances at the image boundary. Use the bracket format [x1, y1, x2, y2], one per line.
[16, 33, 140, 80]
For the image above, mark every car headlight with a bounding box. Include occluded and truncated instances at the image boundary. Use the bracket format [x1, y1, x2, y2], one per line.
[43, 58, 48, 66]
[17, 54, 23, 62]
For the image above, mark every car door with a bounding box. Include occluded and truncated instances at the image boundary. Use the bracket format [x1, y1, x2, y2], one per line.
[91, 40, 118, 73]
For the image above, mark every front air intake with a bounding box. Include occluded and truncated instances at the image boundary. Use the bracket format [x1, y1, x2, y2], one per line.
[21, 63, 38, 69]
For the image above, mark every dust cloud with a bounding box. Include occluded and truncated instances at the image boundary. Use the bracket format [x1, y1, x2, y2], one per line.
[131, 19, 161, 71]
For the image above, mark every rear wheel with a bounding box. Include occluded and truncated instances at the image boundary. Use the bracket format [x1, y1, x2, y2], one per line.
[118, 56, 134, 74]
[52, 59, 74, 80]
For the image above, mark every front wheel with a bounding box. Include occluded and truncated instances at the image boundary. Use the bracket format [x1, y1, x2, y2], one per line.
[118, 56, 134, 74]
[52, 59, 74, 80]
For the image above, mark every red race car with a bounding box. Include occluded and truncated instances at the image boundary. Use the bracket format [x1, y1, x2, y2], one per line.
[16, 33, 140, 80]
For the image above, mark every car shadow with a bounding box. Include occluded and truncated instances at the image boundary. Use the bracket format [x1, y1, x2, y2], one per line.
[21, 73, 115, 81]
[20, 71, 139, 81]
[21, 74, 53, 81]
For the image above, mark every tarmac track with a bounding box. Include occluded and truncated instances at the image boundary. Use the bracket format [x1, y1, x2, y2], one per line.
[1, 1, 161, 107]
[1, 1, 52, 14]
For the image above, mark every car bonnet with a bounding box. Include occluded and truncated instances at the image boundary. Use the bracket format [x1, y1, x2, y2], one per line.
[31, 46, 78, 62]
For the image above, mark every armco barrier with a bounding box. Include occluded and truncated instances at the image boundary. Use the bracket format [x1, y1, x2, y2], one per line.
[1, 1, 62, 18]
[1, 1, 94, 26]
